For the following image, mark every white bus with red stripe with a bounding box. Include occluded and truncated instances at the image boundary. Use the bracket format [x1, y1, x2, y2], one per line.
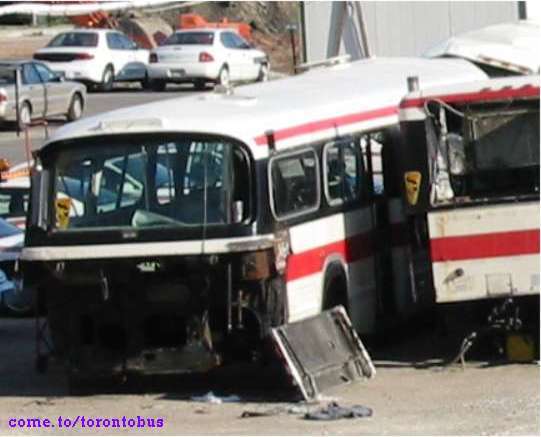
[398, 75, 539, 323]
[21, 57, 487, 381]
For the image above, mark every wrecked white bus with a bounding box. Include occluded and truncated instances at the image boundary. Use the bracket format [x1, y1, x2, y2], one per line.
[397, 75, 540, 337]
[21, 57, 487, 388]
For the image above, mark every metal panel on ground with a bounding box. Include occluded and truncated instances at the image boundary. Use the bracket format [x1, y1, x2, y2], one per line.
[270, 306, 375, 401]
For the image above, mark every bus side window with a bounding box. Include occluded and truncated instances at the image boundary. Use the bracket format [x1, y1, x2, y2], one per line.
[270, 149, 320, 219]
[323, 139, 363, 206]
[361, 133, 385, 196]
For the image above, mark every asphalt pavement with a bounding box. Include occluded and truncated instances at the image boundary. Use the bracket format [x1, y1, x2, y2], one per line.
[0, 86, 197, 164]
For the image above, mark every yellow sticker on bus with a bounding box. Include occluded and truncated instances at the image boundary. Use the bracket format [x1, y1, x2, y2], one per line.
[404, 171, 421, 205]
[55, 198, 72, 229]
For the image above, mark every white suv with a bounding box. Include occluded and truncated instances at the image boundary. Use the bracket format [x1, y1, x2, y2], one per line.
[148, 29, 269, 91]
[33, 29, 150, 91]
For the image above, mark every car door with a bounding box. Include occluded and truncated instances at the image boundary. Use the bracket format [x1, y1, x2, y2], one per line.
[33, 62, 71, 116]
[117, 33, 147, 80]
[21, 63, 45, 119]
[219, 32, 244, 81]
[105, 32, 132, 79]
[229, 33, 259, 80]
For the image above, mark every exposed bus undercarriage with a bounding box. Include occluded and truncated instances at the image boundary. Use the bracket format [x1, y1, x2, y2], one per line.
[26, 245, 291, 385]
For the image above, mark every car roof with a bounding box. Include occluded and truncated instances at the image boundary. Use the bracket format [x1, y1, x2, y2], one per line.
[173, 28, 234, 34]
[63, 28, 114, 34]
[42, 57, 488, 161]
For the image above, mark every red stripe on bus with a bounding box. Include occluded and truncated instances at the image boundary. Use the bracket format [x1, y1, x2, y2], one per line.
[401, 85, 540, 109]
[430, 229, 540, 262]
[254, 106, 397, 146]
[286, 232, 373, 282]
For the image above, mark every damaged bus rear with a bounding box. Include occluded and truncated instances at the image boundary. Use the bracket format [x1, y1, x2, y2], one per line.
[22, 118, 291, 384]
[397, 75, 540, 330]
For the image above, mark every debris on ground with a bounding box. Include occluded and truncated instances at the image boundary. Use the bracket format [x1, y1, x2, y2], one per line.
[304, 402, 373, 421]
[191, 391, 241, 404]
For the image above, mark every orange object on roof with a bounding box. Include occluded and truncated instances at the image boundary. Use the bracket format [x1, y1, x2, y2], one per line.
[179, 13, 252, 41]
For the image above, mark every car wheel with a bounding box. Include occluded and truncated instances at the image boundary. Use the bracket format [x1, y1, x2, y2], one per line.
[140, 73, 152, 91]
[217, 66, 230, 87]
[150, 79, 166, 92]
[257, 64, 269, 82]
[66, 93, 83, 122]
[99, 65, 114, 92]
[194, 79, 207, 91]
[18, 102, 31, 130]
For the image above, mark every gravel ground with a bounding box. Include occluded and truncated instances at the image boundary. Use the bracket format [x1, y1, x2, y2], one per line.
[0, 318, 538, 436]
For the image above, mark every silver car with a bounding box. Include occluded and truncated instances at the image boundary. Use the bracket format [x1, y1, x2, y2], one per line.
[0, 60, 86, 128]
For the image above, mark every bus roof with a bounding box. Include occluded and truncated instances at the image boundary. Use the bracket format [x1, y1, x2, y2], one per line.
[399, 75, 540, 122]
[42, 57, 487, 160]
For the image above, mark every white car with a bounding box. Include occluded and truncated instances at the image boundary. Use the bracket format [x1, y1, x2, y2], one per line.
[0, 218, 28, 316]
[0, 161, 31, 229]
[33, 29, 150, 91]
[148, 29, 269, 91]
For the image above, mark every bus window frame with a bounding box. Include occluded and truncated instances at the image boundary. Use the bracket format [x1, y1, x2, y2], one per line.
[268, 147, 321, 222]
[322, 137, 364, 207]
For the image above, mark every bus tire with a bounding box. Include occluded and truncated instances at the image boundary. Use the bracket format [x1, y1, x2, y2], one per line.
[322, 263, 349, 313]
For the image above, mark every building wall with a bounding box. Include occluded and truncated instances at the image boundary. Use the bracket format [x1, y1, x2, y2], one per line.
[303, 1, 520, 62]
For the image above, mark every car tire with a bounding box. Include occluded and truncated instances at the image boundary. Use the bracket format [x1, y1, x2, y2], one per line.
[194, 79, 207, 91]
[150, 79, 166, 92]
[257, 63, 269, 82]
[17, 101, 31, 130]
[140, 73, 152, 91]
[217, 66, 230, 87]
[99, 65, 114, 92]
[66, 93, 83, 122]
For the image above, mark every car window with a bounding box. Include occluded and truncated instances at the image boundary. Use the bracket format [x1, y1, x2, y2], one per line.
[22, 64, 41, 85]
[106, 33, 124, 50]
[163, 32, 215, 46]
[271, 150, 320, 219]
[220, 32, 236, 49]
[47, 32, 98, 47]
[0, 67, 16, 85]
[230, 32, 250, 49]
[0, 190, 29, 219]
[33, 63, 56, 83]
[117, 33, 137, 50]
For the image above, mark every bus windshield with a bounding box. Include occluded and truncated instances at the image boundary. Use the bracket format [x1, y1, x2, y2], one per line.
[50, 136, 250, 230]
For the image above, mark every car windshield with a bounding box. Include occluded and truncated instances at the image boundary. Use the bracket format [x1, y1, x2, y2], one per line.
[47, 32, 99, 48]
[50, 135, 251, 230]
[163, 32, 214, 46]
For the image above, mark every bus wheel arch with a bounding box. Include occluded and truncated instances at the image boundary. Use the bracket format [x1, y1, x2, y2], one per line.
[322, 259, 349, 313]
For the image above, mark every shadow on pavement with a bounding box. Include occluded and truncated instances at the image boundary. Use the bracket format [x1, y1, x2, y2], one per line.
[0, 313, 536, 399]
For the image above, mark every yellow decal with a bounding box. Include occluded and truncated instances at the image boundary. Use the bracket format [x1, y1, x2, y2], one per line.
[55, 198, 72, 229]
[404, 171, 422, 205]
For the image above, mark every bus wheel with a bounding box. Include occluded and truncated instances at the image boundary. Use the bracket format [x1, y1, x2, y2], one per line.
[322, 264, 348, 313]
